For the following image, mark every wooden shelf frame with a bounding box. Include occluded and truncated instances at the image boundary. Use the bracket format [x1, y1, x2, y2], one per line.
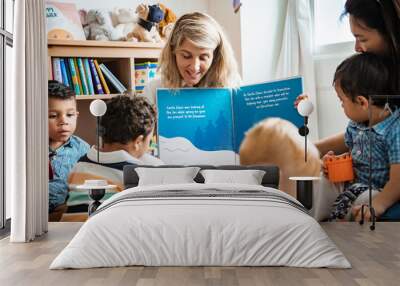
[47, 39, 163, 98]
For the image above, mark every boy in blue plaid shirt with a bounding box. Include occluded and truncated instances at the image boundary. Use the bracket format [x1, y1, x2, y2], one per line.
[48, 80, 89, 220]
[321, 53, 400, 221]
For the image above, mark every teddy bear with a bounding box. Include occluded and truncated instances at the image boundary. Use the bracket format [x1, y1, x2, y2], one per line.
[239, 118, 321, 198]
[126, 4, 164, 43]
[158, 3, 177, 39]
[80, 9, 124, 41]
[111, 8, 139, 42]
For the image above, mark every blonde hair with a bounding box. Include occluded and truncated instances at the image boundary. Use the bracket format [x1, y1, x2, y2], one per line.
[158, 12, 241, 88]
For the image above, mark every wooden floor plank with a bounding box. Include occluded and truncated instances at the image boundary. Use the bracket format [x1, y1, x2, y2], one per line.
[0, 222, 399, 286]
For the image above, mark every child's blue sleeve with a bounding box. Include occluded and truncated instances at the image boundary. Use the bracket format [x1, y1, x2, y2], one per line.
[344, 124, 354, 150]
[72, 136, 90, 159]
[79, 140, 90, 158]
[49, 178, 69, 212]
[387, 123, 400, 164]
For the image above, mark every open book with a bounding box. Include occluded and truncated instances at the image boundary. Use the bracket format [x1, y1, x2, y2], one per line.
[157, 76, 304, 165]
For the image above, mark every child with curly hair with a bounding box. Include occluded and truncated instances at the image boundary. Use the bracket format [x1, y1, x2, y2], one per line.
[67, 95, 163, 213]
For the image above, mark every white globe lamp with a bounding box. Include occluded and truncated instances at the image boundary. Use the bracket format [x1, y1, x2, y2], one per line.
[297, 99, 314, 162]
[89, 99, 107, 163]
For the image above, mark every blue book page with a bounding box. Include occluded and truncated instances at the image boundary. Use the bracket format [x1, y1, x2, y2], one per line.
[157, 88, 236, 165]
[233, 77, 304, 152]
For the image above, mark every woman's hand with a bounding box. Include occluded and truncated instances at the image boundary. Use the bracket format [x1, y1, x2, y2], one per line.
[294, 94, 309, 108]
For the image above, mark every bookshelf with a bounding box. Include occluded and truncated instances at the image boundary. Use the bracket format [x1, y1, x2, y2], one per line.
[47, 39, 163, 145]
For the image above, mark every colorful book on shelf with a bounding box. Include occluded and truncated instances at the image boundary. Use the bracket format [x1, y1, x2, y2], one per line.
[134, 62, 158, 94]
[83, 58, 95, 95]
[93, 59, 110, 94]
[63, 58, 73, 88]
[73, 58, 83, 95]
[157, 76, 304, 165]
[59, 58, 69, 87]
[52, 58, 63, 83]
[99, 63, 127, 94]
[68, 58, 81, 95]
[89, 59, 104, 94]
[46, 1, 86, 40]
[74, 58, 84, 95]
[77, 58, 89, 95]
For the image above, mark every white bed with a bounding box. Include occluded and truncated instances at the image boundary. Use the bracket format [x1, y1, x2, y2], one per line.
[50, 183, 350, 269]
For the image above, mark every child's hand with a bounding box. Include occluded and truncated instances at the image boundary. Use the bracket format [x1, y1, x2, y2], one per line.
[294, 94, 309, 108]
[351, 201, 386, 222]
[321, 151, 335, 176]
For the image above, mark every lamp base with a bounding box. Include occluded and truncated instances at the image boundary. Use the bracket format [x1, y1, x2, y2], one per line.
[289, 177, 320, 210]
[296, 180, 313, 210]
[88, 188, 106, 215]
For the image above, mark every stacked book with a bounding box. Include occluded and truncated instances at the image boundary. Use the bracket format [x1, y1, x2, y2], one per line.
[134, 62, 158, 94]
[51, 57, 127, 95]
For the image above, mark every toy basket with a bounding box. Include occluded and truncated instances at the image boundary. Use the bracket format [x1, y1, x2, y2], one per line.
[325, 154, 354, 183]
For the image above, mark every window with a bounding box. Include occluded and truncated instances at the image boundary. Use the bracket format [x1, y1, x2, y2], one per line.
[313, 0, 355, 55]
[1, 0, 14, 234]
[5, 0, 13, 33]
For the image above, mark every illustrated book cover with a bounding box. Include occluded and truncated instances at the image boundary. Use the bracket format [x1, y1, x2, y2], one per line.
[157, 76, 304, 165]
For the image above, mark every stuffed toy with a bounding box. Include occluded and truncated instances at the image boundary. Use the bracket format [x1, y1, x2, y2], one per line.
[81, 9, 124, 41]
[127, 4, 164, 43]
[111, 8, 139, 41]
[239, 118, 321, 198]
[158, 3, 177, 39]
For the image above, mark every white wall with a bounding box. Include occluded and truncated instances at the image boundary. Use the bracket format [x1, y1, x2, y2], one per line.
[50, 0, 208, 17]
[239, 0, 287, 84]
[207, 1, 242, 76]
[314, 44, 354, 139]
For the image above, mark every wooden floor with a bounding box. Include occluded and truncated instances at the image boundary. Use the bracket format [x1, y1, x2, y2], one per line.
[0, 222, 399, 286]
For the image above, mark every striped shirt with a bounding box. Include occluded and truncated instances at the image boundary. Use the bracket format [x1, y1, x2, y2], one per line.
[345, 108, 400, 189]
[49, 135, 89, 211]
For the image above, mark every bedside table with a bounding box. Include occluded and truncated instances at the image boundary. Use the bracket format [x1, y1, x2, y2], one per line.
[77, 180, 116, 215]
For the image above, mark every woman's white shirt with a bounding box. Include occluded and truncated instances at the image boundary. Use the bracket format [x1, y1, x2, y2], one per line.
[143, 78, 162, 105]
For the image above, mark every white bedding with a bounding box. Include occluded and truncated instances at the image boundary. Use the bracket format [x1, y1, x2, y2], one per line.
[50, 183, 350, 269]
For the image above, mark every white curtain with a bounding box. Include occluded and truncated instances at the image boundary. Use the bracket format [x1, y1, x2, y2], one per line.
[7, 0, 48, 242]
[276, 0, 319, 140]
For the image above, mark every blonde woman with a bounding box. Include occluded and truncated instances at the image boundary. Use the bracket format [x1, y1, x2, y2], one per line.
[143, 12, 241, 104]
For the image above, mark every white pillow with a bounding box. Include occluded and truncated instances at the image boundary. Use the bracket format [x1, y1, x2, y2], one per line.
[136, 167, 200, 186]
[200, 169, 266, 185]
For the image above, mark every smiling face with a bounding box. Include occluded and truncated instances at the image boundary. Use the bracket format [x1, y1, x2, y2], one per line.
[175, 39, 214, 87]
[48, 98, 78, 149]
[350, 15, 389, 55]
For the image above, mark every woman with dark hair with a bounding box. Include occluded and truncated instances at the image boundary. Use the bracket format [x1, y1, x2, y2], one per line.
[344, 0, 400, 90]
[295, 0, 400, 221]
[316, 0, 400, 157]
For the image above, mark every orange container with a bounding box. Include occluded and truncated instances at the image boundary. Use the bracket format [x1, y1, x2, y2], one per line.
[325, 154, 354, 183]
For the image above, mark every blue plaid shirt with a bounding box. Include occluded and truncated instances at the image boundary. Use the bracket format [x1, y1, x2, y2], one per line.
[49, 135, 89, 211]
[345, 108, 400, 189]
